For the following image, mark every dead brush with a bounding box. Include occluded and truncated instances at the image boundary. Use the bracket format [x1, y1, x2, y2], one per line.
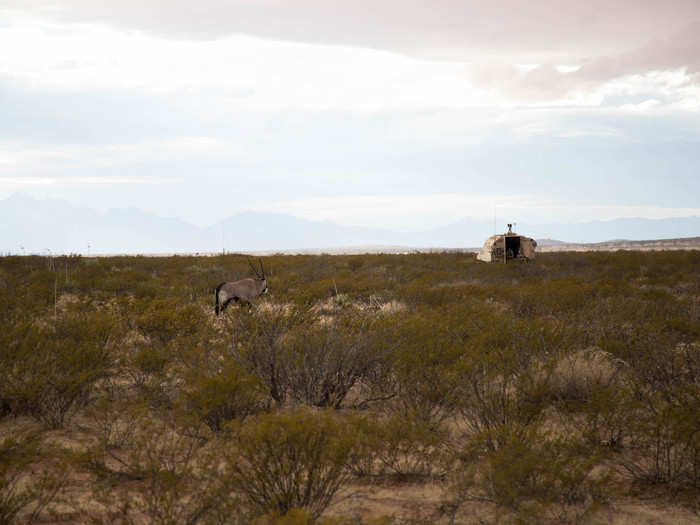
[549, 347, 627, 405]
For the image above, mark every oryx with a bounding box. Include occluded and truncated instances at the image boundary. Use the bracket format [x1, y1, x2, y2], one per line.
[215, 258, 268, 315]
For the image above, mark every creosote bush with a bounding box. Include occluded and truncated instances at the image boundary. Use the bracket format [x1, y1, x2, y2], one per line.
[226, 305, 310, 404]
[0, 312, 117, 428]
[368, 413, 451, 479]
[220, 409, 365, 522]
[0, 432, 67, 525]
[447, 424, 608, 524]
[617, 341, 700, 486]
[284, 313, 386, 409]
[453, 316, 562, 450]
[84, 415, 228, 525]
[177, 360, 267, 431]
[226, 307, 395, 410]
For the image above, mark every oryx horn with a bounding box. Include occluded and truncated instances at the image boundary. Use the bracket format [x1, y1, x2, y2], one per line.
[247, 257, 262, 279]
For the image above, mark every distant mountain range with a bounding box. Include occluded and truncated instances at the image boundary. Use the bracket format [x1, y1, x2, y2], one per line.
[1, 194, 699, 255]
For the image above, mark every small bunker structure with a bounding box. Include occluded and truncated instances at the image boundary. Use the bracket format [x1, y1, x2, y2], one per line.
[477, 224, 537, 263]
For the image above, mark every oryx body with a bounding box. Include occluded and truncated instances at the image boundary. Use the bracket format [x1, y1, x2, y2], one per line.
[215, 259, 268, 315]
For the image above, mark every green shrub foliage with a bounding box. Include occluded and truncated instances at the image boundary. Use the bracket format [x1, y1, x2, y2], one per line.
[220, 409, 365, 522]
[0, 312, 116, 428]
[0, 432, 67, 524]
[448, 424, 608, 524]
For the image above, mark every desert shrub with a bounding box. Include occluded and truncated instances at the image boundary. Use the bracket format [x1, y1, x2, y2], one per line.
[617, 343, 700, 486]
[120, 298, 213, 408]
[118, 341, 171, 410]
[135, 298, 206, 346]
[447, 424, 608, 524]
[370, 414, 451, 479]
[284, 313, 388, 409]
[390, 348, 462, 428]
[220, 409, 365, 522]
[549, 347, 625, 405]
[387, 310, 467, 428]
[549, 348, 632, 448]
[592, 288, 694, 364]
[565, 385, 633, 450]
[397, 281, 457, 308]
[286, 279, 340, 307]
[454, 316, 562, 449]
[133, 280, 161, 299]
[100, 267, 154, 297]
[14, 268, 61, 318]
[226, 305, 311, 404]
[130, 341, 170, 378]
[342, 315, 403, 410]
[85, 416, 225, 525]
[0, 432, 67, 524]
[0, 313, 117, 428]
[86, 394, 149, 451]
[177, 360, 267, 431]
[0, 271, 27, 324]
[620, 395, 700, 486]
[502, 278, 597, 319]
[347, 257, 365, 273]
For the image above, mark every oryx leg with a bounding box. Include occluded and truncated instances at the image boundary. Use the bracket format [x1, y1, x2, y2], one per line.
[219, 299, 230, 314]
[220, 296, 237, 314]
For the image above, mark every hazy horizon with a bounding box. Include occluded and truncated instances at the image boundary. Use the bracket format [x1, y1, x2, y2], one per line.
[3, 192, 700, 255]
[1, 1, 699, 240]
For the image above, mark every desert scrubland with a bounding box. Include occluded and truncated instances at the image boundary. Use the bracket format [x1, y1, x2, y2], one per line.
[1, 251, 699, 524]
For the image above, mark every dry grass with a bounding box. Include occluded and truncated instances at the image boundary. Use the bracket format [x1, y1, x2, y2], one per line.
[328, 481, 446, 523]
[595, 500, 700, 525]
[311, 295, 407, 316]
[256, 301, 295, 315]
[549, 347, 625, 403]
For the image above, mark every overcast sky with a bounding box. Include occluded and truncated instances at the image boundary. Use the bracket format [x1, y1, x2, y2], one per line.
[2, 0, 700, 232]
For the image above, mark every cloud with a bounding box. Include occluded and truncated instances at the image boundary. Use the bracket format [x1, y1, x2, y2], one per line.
[0, 138, 245, 173]
[6, 2, 699, 106]
[0, 20, 495, 113]
[583, 21, 700, 80]
[4, 1, 697, 57]
[1, 1, 699, 231]
[248, 192, 700, 230]
[252, 193, 516, 230]
[0, 175, 179, 187]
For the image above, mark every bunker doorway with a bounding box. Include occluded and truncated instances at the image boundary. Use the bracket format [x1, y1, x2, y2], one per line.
[505, 236, 521, 261]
